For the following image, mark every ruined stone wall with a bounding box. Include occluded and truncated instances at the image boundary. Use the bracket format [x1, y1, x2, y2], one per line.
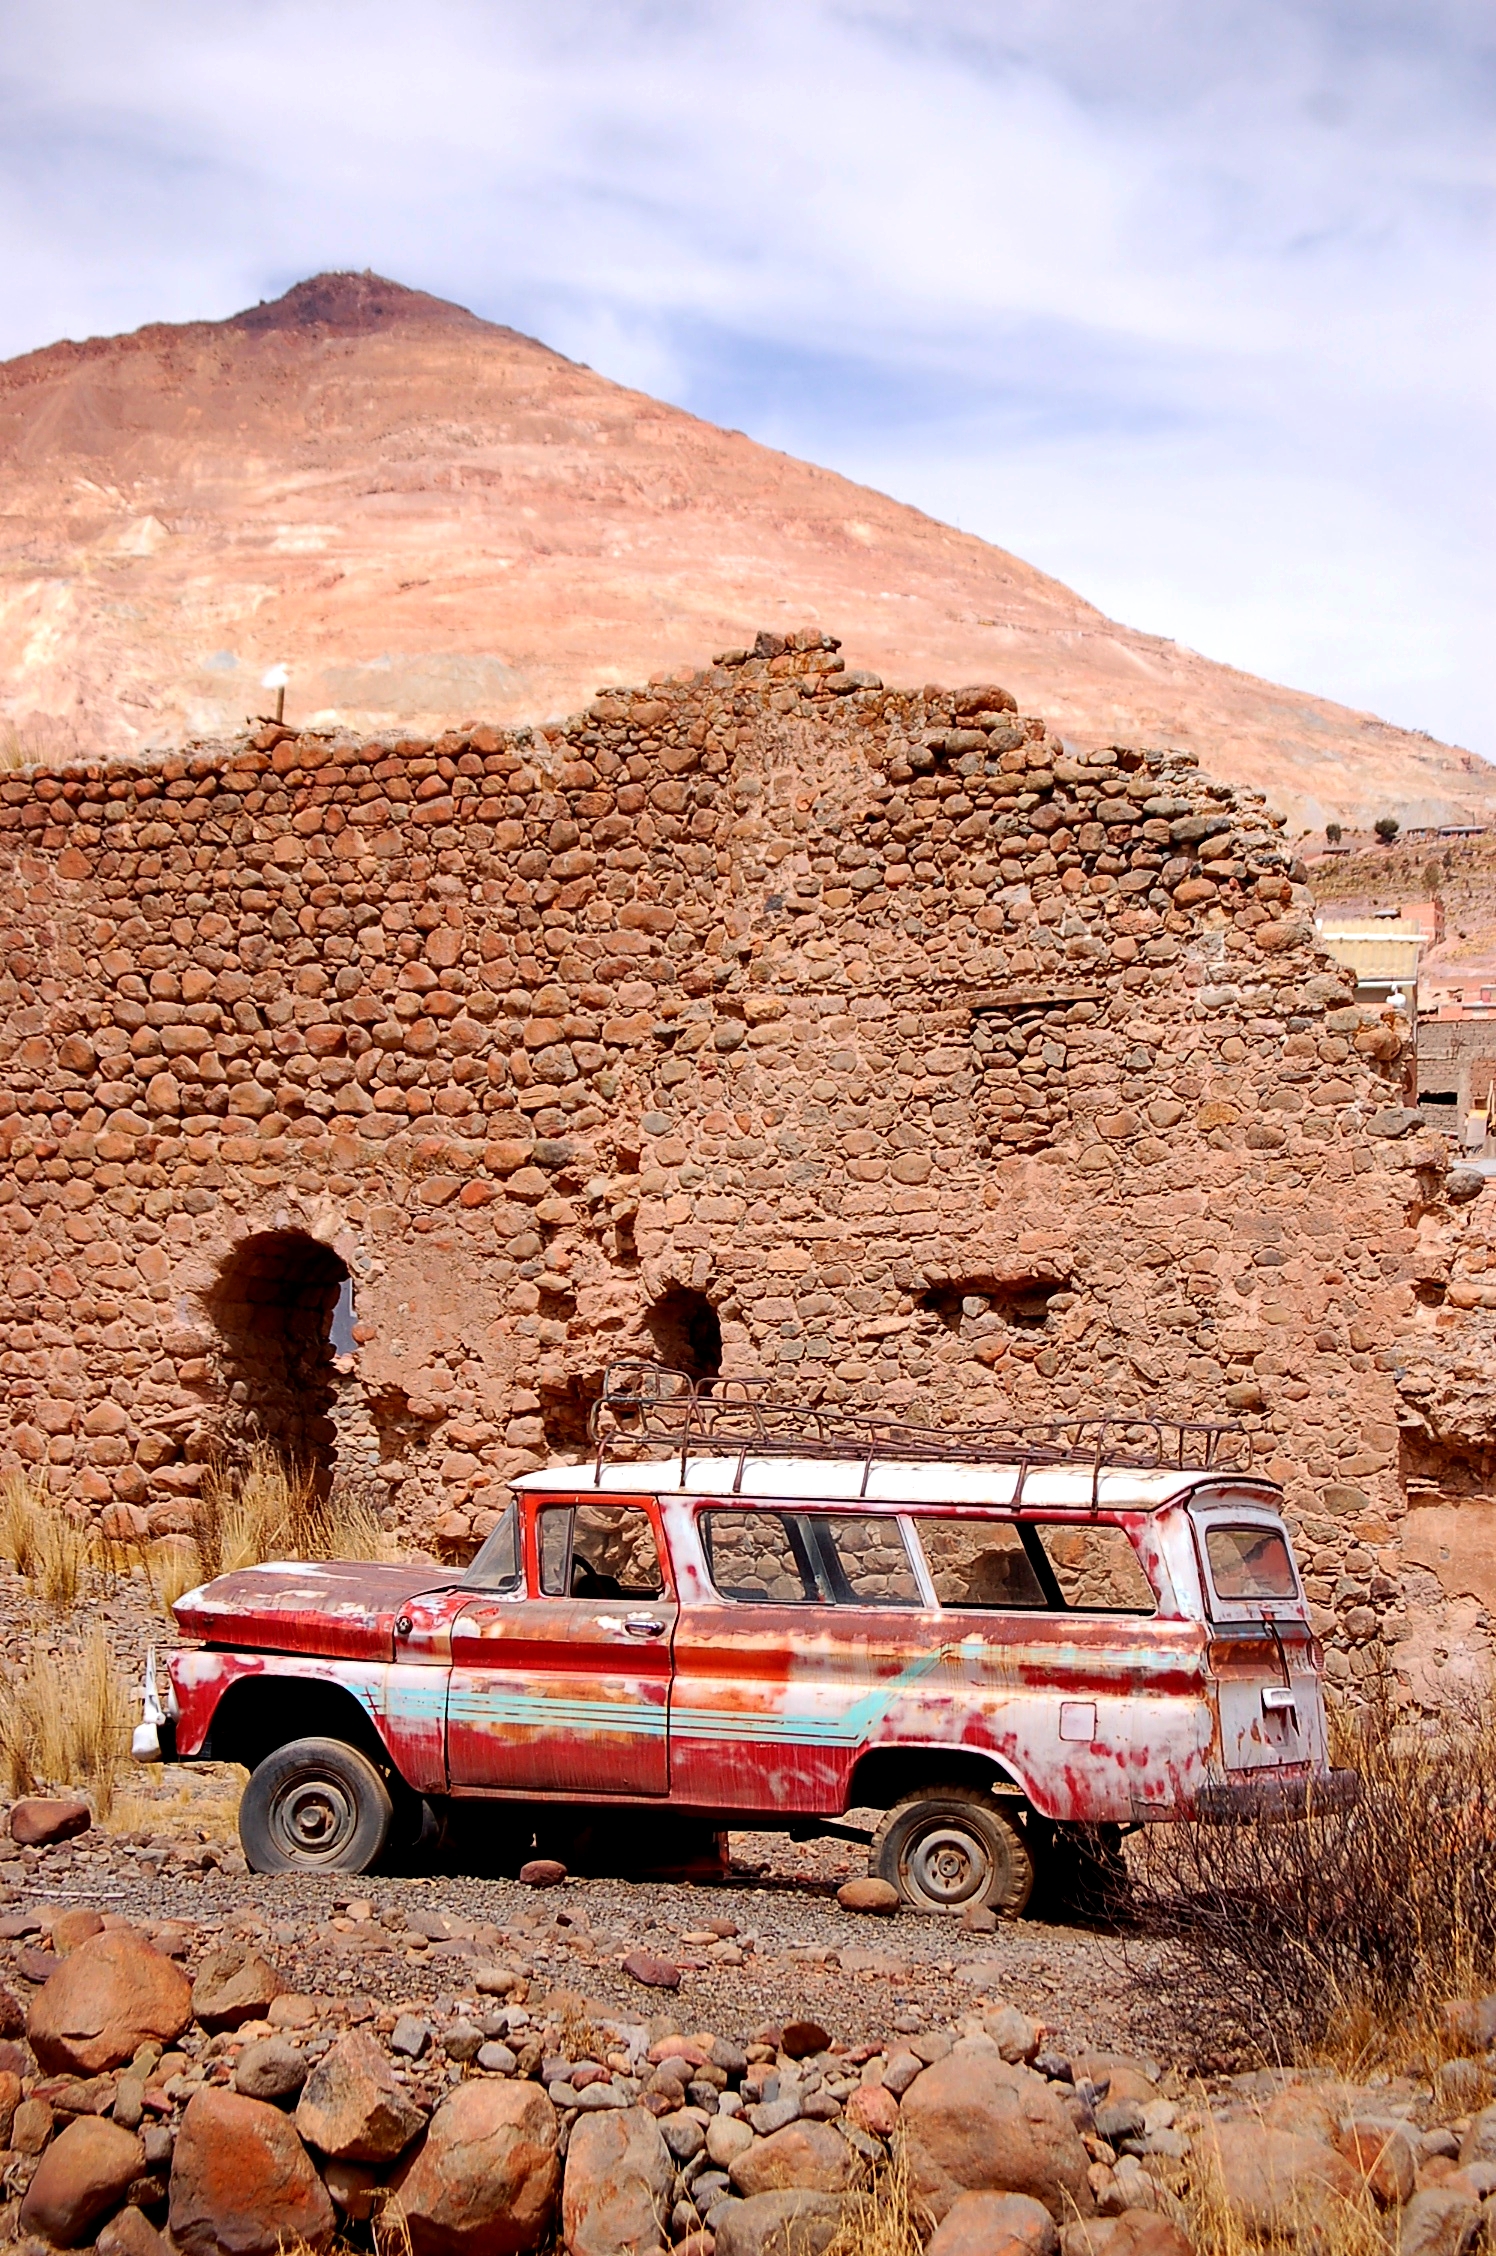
[3, 627, 1495, 1705]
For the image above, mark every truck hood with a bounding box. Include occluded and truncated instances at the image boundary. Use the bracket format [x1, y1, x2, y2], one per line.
[173, 1561, 459, 1661]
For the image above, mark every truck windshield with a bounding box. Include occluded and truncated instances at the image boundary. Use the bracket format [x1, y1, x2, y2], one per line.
[462, 1500, 521, 1591]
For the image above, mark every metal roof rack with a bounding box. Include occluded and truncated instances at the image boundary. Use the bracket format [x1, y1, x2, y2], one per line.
[588, 1362, 1249, 1507]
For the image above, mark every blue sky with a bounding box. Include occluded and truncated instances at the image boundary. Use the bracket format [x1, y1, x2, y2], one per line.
[3, 0, 1492, 754]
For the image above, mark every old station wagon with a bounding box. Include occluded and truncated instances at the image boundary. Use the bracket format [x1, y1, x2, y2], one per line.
[146, 1368, 1347, 1914]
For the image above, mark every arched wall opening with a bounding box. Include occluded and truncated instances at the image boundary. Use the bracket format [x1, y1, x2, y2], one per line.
[207, 1231, 350, 1495]
[645, 1288, 723, 1382]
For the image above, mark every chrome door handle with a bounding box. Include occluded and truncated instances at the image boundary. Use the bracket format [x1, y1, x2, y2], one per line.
[624, 1615, 666, 1638]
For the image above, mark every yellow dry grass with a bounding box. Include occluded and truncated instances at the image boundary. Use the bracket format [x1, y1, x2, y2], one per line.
[0, 1466, 121, 1613]
[193, 1445, 394, 1580]
[820, 2143, 925, 2256]
[1182, 2105, 1387, 2256]
[0, 1629, 131, 1818]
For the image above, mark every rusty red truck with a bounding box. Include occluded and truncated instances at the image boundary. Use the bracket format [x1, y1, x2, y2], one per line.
[144, 1367, 1349, 1913]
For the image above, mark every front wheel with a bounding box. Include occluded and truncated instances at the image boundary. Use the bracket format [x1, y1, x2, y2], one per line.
[871, 1785, 1035, 1916]
[239, 1736, 393, 1874]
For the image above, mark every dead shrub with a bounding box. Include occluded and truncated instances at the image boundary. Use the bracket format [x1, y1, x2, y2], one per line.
[1132, 1692, 1496, 2066]
[0, 1630, 131, 1817]
[195, 1446, 393, 1579]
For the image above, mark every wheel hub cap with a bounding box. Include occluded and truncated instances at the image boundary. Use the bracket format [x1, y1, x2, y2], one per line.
[905, 1822, 993, 1907]
[274, 1777, 355, 1860]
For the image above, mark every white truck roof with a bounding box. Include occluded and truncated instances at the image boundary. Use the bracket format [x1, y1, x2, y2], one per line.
[514, 1456, 1283, 1514]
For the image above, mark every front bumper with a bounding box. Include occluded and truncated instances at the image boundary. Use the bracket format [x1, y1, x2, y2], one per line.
[1194, 1768, 1361, 1822]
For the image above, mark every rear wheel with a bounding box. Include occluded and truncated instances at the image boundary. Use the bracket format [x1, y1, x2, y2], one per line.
[871, 1785, 1034, 1916]
[239, 1736, 393, 1874]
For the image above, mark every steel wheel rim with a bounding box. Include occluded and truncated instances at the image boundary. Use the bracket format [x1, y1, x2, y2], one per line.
[902, 1818, 993, 1908]
[270, 1772, 358, 1863]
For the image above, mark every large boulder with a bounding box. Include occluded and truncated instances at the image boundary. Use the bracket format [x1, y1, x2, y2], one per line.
[391, 2078, 559, 2256]
[900, 2047, 1093, 2224]
[932, 2191, 1060, 2256]
[1205, 2121, 1362, 2237]
[730, 2121, 860, 2198]
[1340, 2120, 1416, 2207]
[562, 2105, 673, 2256]
[29, 1932, 192, 2075]
[713, 2190, 845, 2256]
[168, 2086, 336, 2256]
[18, 2115, 145, 2246]
[191, 1947, 283, 2035]
[295, 2029, 427, 2162]
[10, 1797, 91, 1847]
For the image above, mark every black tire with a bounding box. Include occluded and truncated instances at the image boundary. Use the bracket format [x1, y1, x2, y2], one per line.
[239, 1736, 393, 1875]
[871, 1785, 1035, 1917]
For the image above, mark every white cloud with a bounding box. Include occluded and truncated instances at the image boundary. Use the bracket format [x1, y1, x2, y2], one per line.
[0, 0, 1490, 748]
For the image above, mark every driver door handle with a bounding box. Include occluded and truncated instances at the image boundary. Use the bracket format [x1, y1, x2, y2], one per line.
[624, 1615, 666, 1638]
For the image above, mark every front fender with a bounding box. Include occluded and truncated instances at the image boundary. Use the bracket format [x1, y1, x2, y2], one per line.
[169, 1649, 448, 1796]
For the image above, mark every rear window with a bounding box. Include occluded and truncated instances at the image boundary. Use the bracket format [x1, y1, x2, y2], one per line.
[699, 1510, 919, 1607]
[1206, 1524, 1297, 1601]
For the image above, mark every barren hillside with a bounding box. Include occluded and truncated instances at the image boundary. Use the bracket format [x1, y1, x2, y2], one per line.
[2, 269, 1488, 834]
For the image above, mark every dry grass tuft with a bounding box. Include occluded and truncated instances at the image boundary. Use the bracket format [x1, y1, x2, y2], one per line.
[824, 2142, 926, 2256]
[0, 1467, 120, 1613]
[0, 1630, 132, 1817]
[1133, 1689, 1496, 2069]
[1183, 2106, 1386, 2256]
[194, 1445, 394, 1580]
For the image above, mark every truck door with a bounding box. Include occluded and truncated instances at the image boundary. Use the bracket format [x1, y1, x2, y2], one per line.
[447, 1497, 675, 1797]
[1192, 1506, 1326, 1772]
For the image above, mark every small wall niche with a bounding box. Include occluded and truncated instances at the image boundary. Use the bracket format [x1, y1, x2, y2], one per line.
[645, 1287, 724, 1380]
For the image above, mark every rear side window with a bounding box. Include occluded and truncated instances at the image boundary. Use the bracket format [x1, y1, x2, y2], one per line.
[1206, 1524, 1297, 1601]
[919, 1519, 1048, 1610]
[699, 1510, 919, 1607]
[1034, 1525, 1155, 1614]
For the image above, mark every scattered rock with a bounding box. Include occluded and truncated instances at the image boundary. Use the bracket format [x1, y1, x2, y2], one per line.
[847, 2084, 899, 2139]
[984, 2007, 1041, 2065]
[901, 2051, 1093, 2224]
[712, 2189, 844, 2256]
[13, 2096, 57, 2154]
[1070, 2056, 1159, 2106]
[709, 2117, 758, 2168]
[95, 2206, 171, 2256]
[390, 2077, 560, 2256]
[1397, 2189, 1481, 2256]
[52, 1910, 106, 1955]
[1459, 2105, 1496, 2167]
[191, 1947, 282, 2034]
[29, 1933, 193, 2075]
[18, 2115, 146, 2246]
[930, 2190, 1060, 2256]
[234, 2039, 309, 2105]
[1341, 2120, 1416, 2206]
[562, 2104, 673, 2256]
[835, 1880, 899, 1915]
[780, 2022, 830, 2062]
[0, 1982, 26, 2037]
[1060, 2214, 1192, 2256]
[1206, 2121, 1362, 2236]
[169, 2087, 335, 2256]
[731, 2120, 859, 2198]
[620, 1949, 681, 1990]
[296, 2028, 428, 2162]
[10, 1799, 92, 1848]
[391, 2015, 430, 2058]
[519, 1860, 567, 1887]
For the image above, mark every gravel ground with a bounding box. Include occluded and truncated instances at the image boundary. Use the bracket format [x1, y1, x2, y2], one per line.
[0, 1562, 1192, 2067]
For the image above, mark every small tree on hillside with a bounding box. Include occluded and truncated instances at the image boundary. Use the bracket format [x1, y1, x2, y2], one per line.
[1325, 821, 1342, 845]
[1375, 815, 1401, 845]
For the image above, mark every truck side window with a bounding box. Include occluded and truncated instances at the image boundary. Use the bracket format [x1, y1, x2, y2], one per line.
[918, 1518, 1049, 1610]
[461, 1498, 522, 1591]
[805, 1515, 921, 1606]
[1034, 1524, 1155, 1614]
[539, 1504, 663, 1599]
[700, 1510, 825, 1604]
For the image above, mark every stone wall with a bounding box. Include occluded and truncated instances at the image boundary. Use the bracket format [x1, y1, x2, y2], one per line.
[4, 627, 1496, 1705]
